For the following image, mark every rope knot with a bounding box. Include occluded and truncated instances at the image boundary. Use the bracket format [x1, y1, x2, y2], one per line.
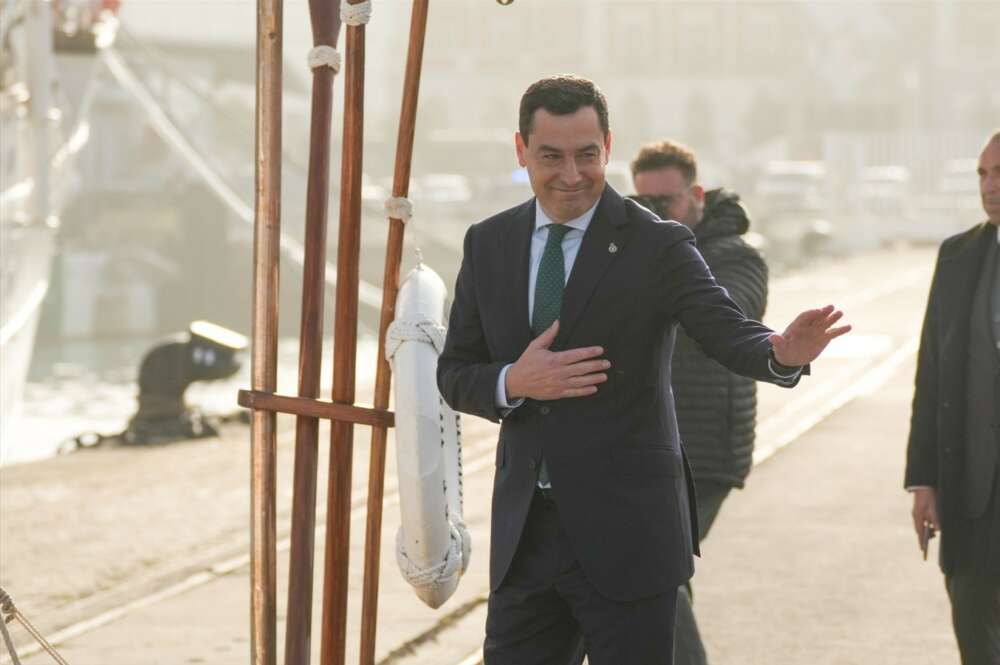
[307, 45, 341, 72]
[385, 318, 446, 361]
[341, 1, 372, 26]
[384, 196, 413, 223]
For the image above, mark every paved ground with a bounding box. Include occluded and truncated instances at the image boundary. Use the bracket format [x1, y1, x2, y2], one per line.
[1, 245, 963, 665]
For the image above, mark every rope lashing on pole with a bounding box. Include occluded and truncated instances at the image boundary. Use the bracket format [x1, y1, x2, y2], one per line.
[384, 196, 413, 223]
[341, 0, 372, 26]
[0, 586, 69, 665]
[307, 45, 341, 72]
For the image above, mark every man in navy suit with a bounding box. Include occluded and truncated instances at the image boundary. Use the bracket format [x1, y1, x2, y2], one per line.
[437, 75, 850, 665]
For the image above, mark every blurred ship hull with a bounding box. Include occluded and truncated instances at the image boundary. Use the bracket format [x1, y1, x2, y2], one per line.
[0, 0, 117, 461]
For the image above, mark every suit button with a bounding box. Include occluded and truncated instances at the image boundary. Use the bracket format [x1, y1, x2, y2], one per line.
[943, 447, 953, 455]
[528, 459, 537, 470]
[539, 406, 551, 415]
[942, 401, 951, 409]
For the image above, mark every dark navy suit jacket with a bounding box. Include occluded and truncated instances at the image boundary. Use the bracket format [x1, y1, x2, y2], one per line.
[438, 185, 799, 601]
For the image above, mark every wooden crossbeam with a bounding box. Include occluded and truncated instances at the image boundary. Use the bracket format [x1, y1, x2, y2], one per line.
[237, 390, 395, 429]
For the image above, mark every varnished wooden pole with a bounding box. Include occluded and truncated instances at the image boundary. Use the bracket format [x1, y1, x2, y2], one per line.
[284, 1, 343, 663]
[250, 0, 282, 663]
[320, 2, 366, 664]
[358, 3, 429, 663]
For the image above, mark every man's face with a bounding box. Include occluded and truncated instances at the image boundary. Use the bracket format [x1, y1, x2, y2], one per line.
[632, 167, 705, 228]
[515, 107, 611, 223]
[978, 138, 1000, 224]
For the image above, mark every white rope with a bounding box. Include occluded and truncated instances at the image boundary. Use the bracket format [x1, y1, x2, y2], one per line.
[307, 45, 341, 72]
[384, 196, 413, 223]
[385, 318, 446, 360]
[341, 0, 372, 26]
[395, 518, 470, 590]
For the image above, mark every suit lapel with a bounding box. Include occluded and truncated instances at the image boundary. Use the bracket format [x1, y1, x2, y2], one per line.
[506, 200, 536, 353]
[555, 186, 631, 349]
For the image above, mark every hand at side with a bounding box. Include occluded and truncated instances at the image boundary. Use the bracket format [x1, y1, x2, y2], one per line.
[911, 487, 941, 550]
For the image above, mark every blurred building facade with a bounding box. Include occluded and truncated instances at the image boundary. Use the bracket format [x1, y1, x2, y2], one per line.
[389, 1, 999, 163]
[37, 0, 1000, 341]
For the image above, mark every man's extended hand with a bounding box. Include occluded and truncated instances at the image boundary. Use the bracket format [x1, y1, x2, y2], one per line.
[911, 487, 941, 549]
[506, 321, 609, 401]
[769, 304, 852, 367]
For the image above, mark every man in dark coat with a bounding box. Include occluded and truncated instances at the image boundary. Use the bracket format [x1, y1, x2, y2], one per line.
[906, 130, 1000, 665]
[437, 75, 851, 665]
[629, 141, 768, 665]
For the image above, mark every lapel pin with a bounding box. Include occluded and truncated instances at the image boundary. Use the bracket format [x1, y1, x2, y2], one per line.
[608, 242, 618, 254]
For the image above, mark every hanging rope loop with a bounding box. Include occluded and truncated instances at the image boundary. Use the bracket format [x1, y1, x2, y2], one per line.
[307, 45, 341, 72]
[341, 1, 373, 26]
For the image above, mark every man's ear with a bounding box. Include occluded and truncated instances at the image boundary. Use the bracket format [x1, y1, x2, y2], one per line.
[692, 184, 705, 204]
[603, 131, 613, 162]
[515, 132, 527, 167]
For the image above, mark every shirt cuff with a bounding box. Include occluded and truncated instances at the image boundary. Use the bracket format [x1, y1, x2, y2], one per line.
[906, 486, 934, 492]
[767, 356, 802, 384]
[496, 364, 526, 411]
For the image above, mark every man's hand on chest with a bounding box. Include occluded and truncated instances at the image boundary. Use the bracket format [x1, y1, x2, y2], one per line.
[505, 320, 611, 402]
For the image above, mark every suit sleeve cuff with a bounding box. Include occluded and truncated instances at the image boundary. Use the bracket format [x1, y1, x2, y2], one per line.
[496, 364, 525, 411]
[767, 356, 803, 385]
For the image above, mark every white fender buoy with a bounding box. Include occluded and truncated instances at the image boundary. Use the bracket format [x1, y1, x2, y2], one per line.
[386, 263, 469, 609]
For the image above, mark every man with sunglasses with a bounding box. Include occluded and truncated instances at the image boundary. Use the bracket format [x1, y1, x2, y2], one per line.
[630, 140, 768, 665]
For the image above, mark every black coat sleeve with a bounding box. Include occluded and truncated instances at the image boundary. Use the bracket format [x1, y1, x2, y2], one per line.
[905, 259, 941, 488]
[437, 225, 507, 423]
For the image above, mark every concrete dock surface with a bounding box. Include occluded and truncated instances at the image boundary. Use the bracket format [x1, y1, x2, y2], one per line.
[1, 246, 964, 664]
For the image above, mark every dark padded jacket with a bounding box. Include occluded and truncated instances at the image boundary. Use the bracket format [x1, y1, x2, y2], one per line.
[672, 189, 768, 489]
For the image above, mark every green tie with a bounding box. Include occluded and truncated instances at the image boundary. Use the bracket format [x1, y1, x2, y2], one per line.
[532, 224, 570, 335]
[532, 223, 570, 487]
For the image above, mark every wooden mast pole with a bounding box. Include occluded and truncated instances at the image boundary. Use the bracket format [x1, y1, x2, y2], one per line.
[250, 0, 282, 663]
[358, 3, 430, 663]
[283, 1, 343, 663]
[320, 1, 367, 663]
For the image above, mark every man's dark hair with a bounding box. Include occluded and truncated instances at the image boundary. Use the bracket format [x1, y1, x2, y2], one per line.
[630, 140, 698, 185]
[518, 75, 609, 145]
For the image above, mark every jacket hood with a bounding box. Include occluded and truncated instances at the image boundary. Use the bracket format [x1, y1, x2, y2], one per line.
[696, 188, 750, 241]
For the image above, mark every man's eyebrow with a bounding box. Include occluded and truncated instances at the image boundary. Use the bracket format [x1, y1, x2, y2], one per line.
[536, 143, 601, 154]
